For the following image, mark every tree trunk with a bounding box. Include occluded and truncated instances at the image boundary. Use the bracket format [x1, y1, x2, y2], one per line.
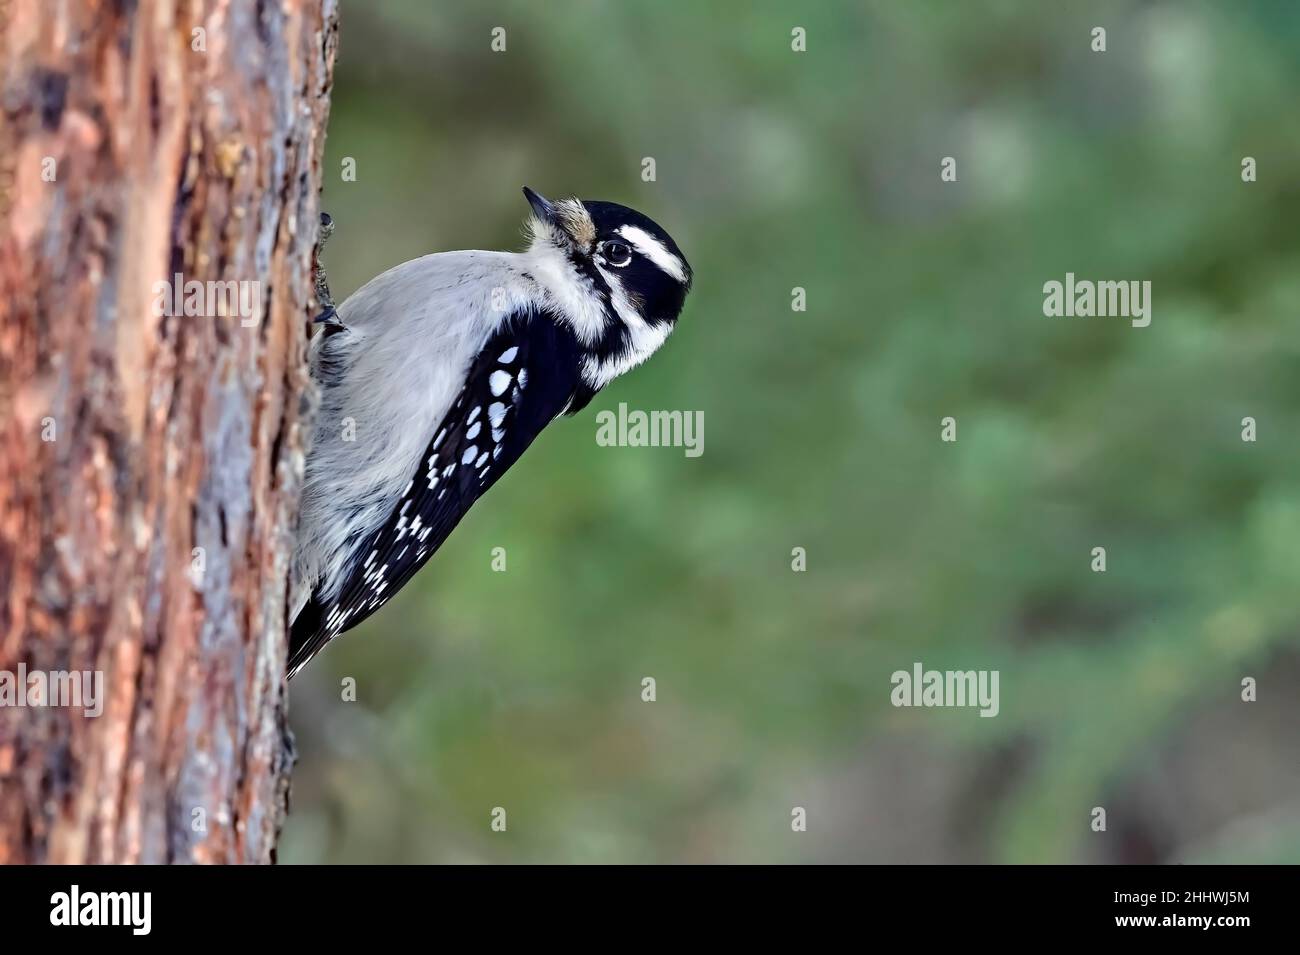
[0, 0, 337, 863]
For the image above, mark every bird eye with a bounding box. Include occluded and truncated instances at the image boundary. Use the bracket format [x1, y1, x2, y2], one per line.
[600, 240, 632, 267]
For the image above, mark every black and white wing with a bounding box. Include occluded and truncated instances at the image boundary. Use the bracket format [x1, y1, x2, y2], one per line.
[287, 307, 593, 676]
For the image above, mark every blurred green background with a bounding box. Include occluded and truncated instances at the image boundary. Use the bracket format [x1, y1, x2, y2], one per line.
[282, 0, 1300, 863]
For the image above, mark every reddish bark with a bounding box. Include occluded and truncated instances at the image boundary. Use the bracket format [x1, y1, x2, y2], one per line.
[0, 0, 337, 863]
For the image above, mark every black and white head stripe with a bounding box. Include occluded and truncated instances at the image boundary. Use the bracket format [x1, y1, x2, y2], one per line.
[553, 200, 691, 390]
[288, 307, 591, 676]
[614, 224, 689, 284]
[581, 200, 692, 290]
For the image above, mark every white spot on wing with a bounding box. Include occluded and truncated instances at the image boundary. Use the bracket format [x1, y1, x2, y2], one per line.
[489, 370, 512, 396]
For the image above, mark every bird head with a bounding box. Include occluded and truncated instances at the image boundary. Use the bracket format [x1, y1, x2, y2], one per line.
[522, 187, 692, 390]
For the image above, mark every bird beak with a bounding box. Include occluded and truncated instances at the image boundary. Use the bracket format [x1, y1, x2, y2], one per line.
[523, 186, 560, 227]
[523, 187, 596, 250]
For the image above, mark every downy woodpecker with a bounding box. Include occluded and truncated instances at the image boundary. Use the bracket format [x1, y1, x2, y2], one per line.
[288, 189, 692, 677]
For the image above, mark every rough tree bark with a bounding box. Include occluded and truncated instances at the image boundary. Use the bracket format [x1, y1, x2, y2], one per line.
[0, 0, 337, 863]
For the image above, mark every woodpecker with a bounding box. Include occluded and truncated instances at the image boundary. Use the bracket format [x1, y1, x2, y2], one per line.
[288, 188, 692, 677]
